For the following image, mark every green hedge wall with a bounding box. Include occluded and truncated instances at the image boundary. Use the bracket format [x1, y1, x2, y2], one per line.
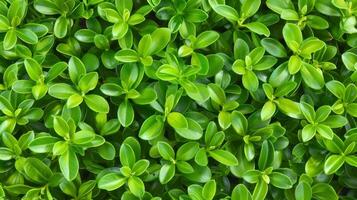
[0, 0, 356, 199]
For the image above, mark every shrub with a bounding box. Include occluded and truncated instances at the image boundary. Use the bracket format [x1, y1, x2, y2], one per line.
[0, 0, 356, 199]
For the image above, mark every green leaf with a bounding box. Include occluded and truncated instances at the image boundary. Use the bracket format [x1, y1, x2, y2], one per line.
[342, 52, 357, 71]
[120, 143, 136, 167]
[159, 164, 175, 184]
[16, 28, 38, 44]
[167, 112, 188, 129]
[185, 9, 208, 23]
[315, 106, 333, 123]
[0, 15, 10, 31]
[78, 72, 98, 93]
[231, 111, 248, 135]
[128, 176, 145, 198]
[115, 49, 139, 63]
[302, 124, 316, 142]
[244, 22, 270, 37]
[299, 37, 325, 59]
[12, 80, 34, 94]
[232, 184, 252, 200]
[242, 70, 259, 91]
[147, 28, 171, 55]
[24, 158, 52, 184]
[176, 161, 194, 173]
[84, 94, 110, 113]
[345, 155, 357, 167]
[98, 173, 126, 191]
[0, 147, 14, 160]
[295, 181, 312, 200]
[4, 28, 17, 50]
[157, 141, 175, 160]
[72, 130, 95, 144]
[132, 159, 150, 175]
[29, 136, 60, 153]
[270, 172, 293, 189]
[68, 56, 86, 84]
[258, 140, 274, 170]
[324, 154, 345, 175]
[193, 31, 219, 49]
[241, 0, 261, 18]
[208, 149, 238, 166]
[299, 102, 315, 123]
[202, 180, 216, 200]
[117, 100, 134, 127]
[261, 38, 287, 58]
[176, 142, 199, 161]
[175, 118, 203, 140]
[300, 63, 324, 90]
[252, 179, 268, 200]
[100, 83, 124, 97]
[261, 101, 276, 120]
[54, 16, 68, 38]
[59, 149, 79, 181]
[53, 116, 69, 138]
[316, 124, 334, 140]
[312, 183, 338, 200]
[46, 62, 67, 82]
[276, 98, 303, 119]
[326, 80, 345, 98]
[211, 4, 239, 21]
[24, 58, 42, 81]
[288, 55, 302, 74]
[283, 23, 302, 52]
[139, 115, 164, 140]
[67, 93, 83, 108]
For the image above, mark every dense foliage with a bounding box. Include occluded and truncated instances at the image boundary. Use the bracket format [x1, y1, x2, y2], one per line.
[0, 0, 357, 199]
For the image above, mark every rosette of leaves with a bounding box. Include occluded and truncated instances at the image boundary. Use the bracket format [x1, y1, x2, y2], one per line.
[156, 52, 210, 103]
[138, 84, 185, 141]
[315, 0, 357, 35]
[261, 81, 298, 120]
[0, 92, 43, 133]
[0, 0, 46, 50]
[97, 137, 149, 198]
[206, 83, 240, 130]
[322, 129, 357, 174]
[155, 141, 199, 184]
[267, 0, 329, 30]
[74, 18, 121, 69]
[154, 0, 208, 37]
[177, 30, 219, 58]
[48, 56, 110, 113]
[209, 0, 271, 37]
[294, 174, 338, 200]
[115, 27, 171, 66]
[231, 111, 289, 162]
[0, 131, 38, 185]
[311, 45, 338, 72]
[29, 116, 105, 181]
[100, 63, 157, 127]
[299, 102, 347, 142]
[12, 58, 67, 100]
[232, 38, 277, 91]
[168, 179, 216, 200]
[193, 121, 238, 167]
[326, 80, 357, 117]
[283, 23, 326, 90]
[97, 0, 150, 48]
[34, 0, 84, 38]
[242, 140, 297, 199]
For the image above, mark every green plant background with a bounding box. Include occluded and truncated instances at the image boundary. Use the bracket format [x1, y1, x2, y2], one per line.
[0, 0, 356, 199]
